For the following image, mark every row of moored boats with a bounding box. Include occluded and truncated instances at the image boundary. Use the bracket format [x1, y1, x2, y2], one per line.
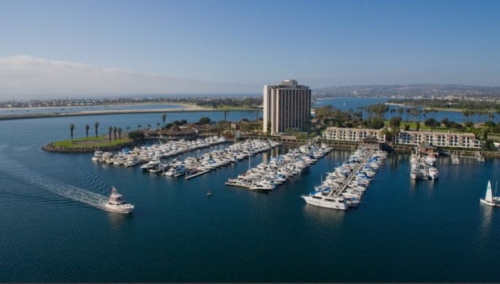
[91, 136, 228, 167]
[301, 148, 387, 211]
[225, 143, 333, 191]
[410, 152, 439, 180]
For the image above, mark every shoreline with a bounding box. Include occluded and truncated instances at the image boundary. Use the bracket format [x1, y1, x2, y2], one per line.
[0, 103, 262, 121]
[0, 106, 205, 120]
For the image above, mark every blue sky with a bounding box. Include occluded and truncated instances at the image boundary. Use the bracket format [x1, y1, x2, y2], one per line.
[0, 0, 499, 98]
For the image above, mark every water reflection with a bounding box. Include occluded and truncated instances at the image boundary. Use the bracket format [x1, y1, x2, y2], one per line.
[302, 204, 346, 227]
[107, 211, 134, 229]
[479, 204, 493, 239]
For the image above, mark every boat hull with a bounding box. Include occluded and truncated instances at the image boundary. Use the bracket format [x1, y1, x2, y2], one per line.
[301, 195, 348, 211]
[105, 204, 134, 214]
[480, 199, 496, 207]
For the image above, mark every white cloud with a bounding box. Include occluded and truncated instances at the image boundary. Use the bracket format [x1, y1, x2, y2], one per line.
[0, 56, 258, 100]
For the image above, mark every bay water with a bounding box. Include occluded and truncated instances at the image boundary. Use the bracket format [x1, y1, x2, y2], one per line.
[0, 103, 499, 282]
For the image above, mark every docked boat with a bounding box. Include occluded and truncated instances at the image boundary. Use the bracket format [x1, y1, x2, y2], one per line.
[480, 181, 496, 207]
[105, 187, 134, 214]
[428, 167, 439, 180]
[249, 180, 275, 191]
[301, 192, 349, 211]
[164, 164, 187, 177]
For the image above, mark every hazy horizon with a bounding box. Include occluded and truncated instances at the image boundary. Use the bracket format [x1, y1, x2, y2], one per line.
[1, 0, 499, 100]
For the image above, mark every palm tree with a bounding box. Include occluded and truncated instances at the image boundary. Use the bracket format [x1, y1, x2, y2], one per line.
[94, 122, 99, 137]
[162, 113, 167, 126]
[118, 128, 122, 139]
[126, 126, 130, 134]
[156, 122, 160, 129]
[85, 124, 90, 138]
[137, 124, 141, 130]
[69, 124, 75, 140]
[113, 127, 118, 141]
[223, 109, 230, 122]
[108, 126, 112, 141]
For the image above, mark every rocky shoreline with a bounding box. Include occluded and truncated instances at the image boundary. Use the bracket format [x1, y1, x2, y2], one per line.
[42, 140, 143, 154]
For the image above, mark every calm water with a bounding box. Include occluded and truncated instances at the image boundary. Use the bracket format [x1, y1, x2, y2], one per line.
[1, 108, 500, 282]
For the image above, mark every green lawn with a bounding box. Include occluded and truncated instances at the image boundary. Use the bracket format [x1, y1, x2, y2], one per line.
[385, 120, 449, 131]
[53, 135, 132, 148]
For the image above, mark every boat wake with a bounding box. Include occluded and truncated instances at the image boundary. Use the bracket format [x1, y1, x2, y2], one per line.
[0, 155, 108, 211]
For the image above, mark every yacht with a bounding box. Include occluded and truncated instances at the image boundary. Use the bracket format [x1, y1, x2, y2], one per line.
[91, 150, 103, 162]
[428, 167, 439, 180]
[164, 164, 187, 177]
[301, 192, 349, 211]
[124, 156, 142, 167]
[249, 180, 275, 191]
[105, 187, 134, 214]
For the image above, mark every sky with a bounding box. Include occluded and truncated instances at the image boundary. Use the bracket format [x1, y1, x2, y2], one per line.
[0, 0, 499, 99]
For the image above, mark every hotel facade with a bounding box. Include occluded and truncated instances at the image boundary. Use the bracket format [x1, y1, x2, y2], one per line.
[322, 127, 386, 143]
[322, 127, 481, 149]
[394, 130, 481, 148]
[263, 79, 311, 134]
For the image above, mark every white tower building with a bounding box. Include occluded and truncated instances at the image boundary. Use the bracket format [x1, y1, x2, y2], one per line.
[263, 79, 311, 134]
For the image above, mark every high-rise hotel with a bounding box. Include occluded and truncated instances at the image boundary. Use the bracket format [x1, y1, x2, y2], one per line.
[262, 79, 311, 134]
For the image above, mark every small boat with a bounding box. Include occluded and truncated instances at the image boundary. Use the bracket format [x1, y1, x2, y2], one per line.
[428, 167, 439, 180]
[207, 191, 213, 196]
[105, 187, 134, 214]
[480, 181, 496, 207]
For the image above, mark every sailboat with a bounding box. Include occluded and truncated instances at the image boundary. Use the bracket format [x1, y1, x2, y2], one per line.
[480, 180, 496, 207]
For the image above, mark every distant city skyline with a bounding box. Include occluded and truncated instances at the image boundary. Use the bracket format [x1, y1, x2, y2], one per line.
[1, 0, 499, 99]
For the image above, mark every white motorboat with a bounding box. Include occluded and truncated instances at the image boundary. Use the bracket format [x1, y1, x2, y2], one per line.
[424, 155, 436, 166]
[91, 150, 103, 162]
[164, 164, 187, 177]
[249, 180, 275, 191]
[480, 180, 496, 207]
[301, 192, 349, 211]
[428, 167, 439, 180]
[105, 187, 134, 214]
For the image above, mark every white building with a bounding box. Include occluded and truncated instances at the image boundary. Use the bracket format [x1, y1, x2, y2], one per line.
[263, 79, 311, 134]
[394, 130, 481, 148]
[322, 127, 386, 143]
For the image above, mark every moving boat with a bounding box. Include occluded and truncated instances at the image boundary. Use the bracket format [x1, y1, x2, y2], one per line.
[480, 180, 496, 207]
[105, 187, 134, 214]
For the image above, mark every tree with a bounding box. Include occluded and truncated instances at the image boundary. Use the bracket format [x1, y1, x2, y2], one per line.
[128, 130, 145, 140]
[156, 122, 160, 129]
[484, 121, 496, 128]
[126, 126, 130, 133]
[69, 124, 75, 140]
[118, 128, 122, 139]
[85, 124, 90, 138]
[108, 126, 113, 141]
[162, 113, 167, 126]
[113, 127, 118, 141]
[138, 124, 142, 130]
[389, 116, 402, 128]
[199, 117, 211, 125]
[483, 129, 489, 140]
[94, 122, 99, 137]
[415, 121, 421, 131]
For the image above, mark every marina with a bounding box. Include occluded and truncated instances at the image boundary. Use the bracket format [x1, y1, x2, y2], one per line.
[302, 148, 387, 210]
[1, 108, 500, 282]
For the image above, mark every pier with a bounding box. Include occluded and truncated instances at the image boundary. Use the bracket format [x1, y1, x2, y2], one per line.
[328, 149, 375, 198]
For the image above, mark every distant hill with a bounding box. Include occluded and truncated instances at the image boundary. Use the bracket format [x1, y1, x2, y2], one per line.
[313, 84, 500, 98]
